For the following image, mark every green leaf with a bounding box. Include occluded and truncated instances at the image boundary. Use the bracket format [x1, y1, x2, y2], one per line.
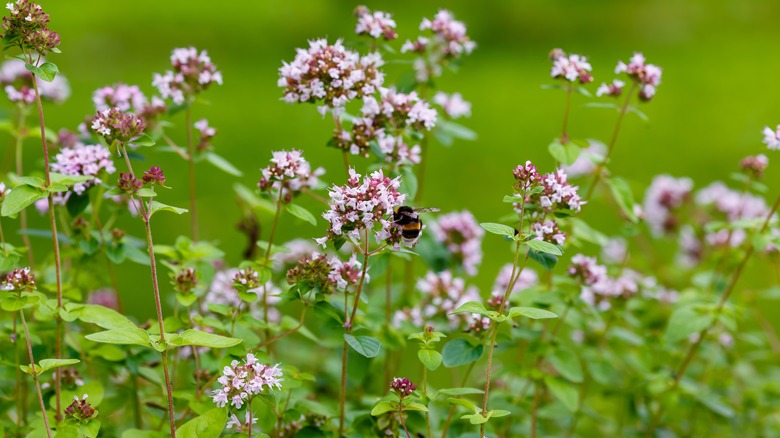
[451, 300, 489, 316]
[77, 304, 136, 330]
[66, 191, 90, 217]
[437, 120, 477, 141]
[1, 184, 47, 217]
[418, 349, 442, 371]
[404, 402, 429, 412]
[448, 397, 480, 413]
[525, 239, 563, 256]
[544, 377, 579, 412]
[491, 409, 511, 418]
[479, 222, 515, 237]
[1, 294, 36, 311]
[344, 334, 381, 358]
[25, 62, 58, 82]
[130, 134, 156, 147]
[548, 141, 581, 166]
[177, 407, 227, 438]
[85, 328, 153, 349]
[135, 188, 158, 198]
[166, 330, 242, 349]
[285, 203, 316, 226]
[21, 358, 80, 376]
[442, 339, 484, 368]
[550, 347, 584, 383]
[461, 413, 489, 424]
[434, 387, 484, 397]
[528, 250, 557, 271]
[371, 401, 395, 416]
[664, 305, 714, 344]
[605, 177, 639, 223]
[149, 201, 188, 216]
[50, 173, 94, 186]
[508, 306, 558, 320]
[205, 152, 243, 176]
[399, 166, 418, 200]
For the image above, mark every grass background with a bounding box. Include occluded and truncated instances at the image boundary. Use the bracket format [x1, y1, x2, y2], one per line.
[3, 0, 780, 318]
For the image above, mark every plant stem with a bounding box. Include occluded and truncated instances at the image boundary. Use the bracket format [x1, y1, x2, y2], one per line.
[20, 309, 52, 438]
[584, 82, 638, 201]
[644, 191, 780, 436]
[120, 144, 176, 437]
[31, 73, 63, 423]
[560, 86, 573, 145]
[423, 365, 432, 438]
[441, 361, 477, 438]
[399, 404, 412, 438]
[13, 106, 34, 266]
[531, 383, 540, 438]
[254, 306, 308, 351]
[479, 243, 527, 438]
[248, 409, 253, 437]
[185, 106, 198, 241]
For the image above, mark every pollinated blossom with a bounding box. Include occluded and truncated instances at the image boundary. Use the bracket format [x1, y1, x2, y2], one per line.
[394, 270, 481, 328]
[2, 0, 60, 55]
[615, 52, 662, 101]
[433, 92, 471, 119]
[328, 253, 367, 290]
[643, 175, 693, 235]
[50, 143, 115, 195]
[257, 149, 324, 202]
[152, 47, 222, 105]
[390, 377, 416, 398]
[63, 394, 97, 421]
[740, 154, 768, 179]
[194, 119, 216, 152]
[549, 49, 593, 84]
[1, 267, 35, 292]
[561, 141, 605, 178]
[763, 125, 780, 150]
[354, 6, 397, 40]
[278, 38, 384, 115]
[596, 79, 625, 98]
[493, 263, 538, 295]
[532, 219, 566, 246]
[431, 210, 484, 276]
[317, 168, 406, 247]
[211, 354, 282, 409]
[90, 107, 145, 144]
[226, 411, 258, 433]
[0, 58, 69, 103]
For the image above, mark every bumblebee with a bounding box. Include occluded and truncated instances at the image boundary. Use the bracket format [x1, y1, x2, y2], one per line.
[393, 206, 440, 246]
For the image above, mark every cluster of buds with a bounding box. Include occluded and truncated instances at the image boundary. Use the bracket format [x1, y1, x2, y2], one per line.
[90, 107, 145, 144]
[0, 58, 68, 104]
[61, 367, 84, 388]
[278, 38, 384, 115]
[596, 79, 625, 98]
[513, 161, 541, 192]
[257, 150, 324, 202]
[51, 143, 115, 195]
[316, 168, 406, 247]
[390, 377, 416, 398]
[466, 314, 491, 333]
[63, 395, 97, 422]
[152, 47, 222, 105]
[401, 9, 475, 82]
[172, 267, 197, 294]
[431, 210, 484, 276]
[1, 267, 35, 292]
[286, 252, 337, 295]
[2, 0, 60, 55]
[568, 254, 640, 311]
[232, 267, 261, 293]
[614, 52, 662, 101]
[740, 154, 768, 179]
[327, 254, 366, 291]
[211, 354, 283, 409]
[117, 172, 143, 195]
[354, 5, 397, 40]
[194, 119, 216, 152]
[142, 166, 166, 187]
[549, 48, 593, 84]
[642, 174, 693, 236]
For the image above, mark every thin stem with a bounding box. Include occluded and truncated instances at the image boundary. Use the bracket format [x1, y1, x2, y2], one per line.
[584, 82, 638, 201]
[338, 331, 349, 435]
[531, 383, 540, 438]
[0, 218, 7, 256]
[20, 310, 52, 438]
[248, 409, 253, 437]
[399, 405, 412, 438]
[254, 306, 308, 351]
[132, 374, 143, 429]
[185, 106, 198, 241]
[13, 107, 34, 266]
[441, 361, 477, 438]
[31, 72, 63, 423]
[423, 365, 432, 438]
[120, 144, 176, 437]
[560, 86, 573, 145]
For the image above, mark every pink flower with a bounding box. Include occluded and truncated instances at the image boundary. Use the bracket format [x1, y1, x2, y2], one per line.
[532, 219, 566, 246]
[50, 143, 115, 195]
[93, 83, 147, 112]
[354, 6, 397, 40]
[492, 263, 538, 295]
[211, 354, 282, 409]
[550, 50, 593, 84]
[642, 175, 693, 235]
[614, 52, 662, 101]
[257, 149, 324, 202]
[431, 210, 484, 276]
[763, 125, 780, 150]
[152, 47, 222, 105]
[596, 79, 624, 97]
[0, 58, 69, 104]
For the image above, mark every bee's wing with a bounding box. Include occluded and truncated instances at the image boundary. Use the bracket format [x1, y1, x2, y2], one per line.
[413, 207, 440, 214]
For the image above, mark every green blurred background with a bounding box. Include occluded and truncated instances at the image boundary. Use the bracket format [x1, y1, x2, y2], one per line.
[4, 0, 780, 318]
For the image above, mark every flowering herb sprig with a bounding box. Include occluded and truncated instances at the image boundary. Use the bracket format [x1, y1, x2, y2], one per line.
[371, 377, 427, 438]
